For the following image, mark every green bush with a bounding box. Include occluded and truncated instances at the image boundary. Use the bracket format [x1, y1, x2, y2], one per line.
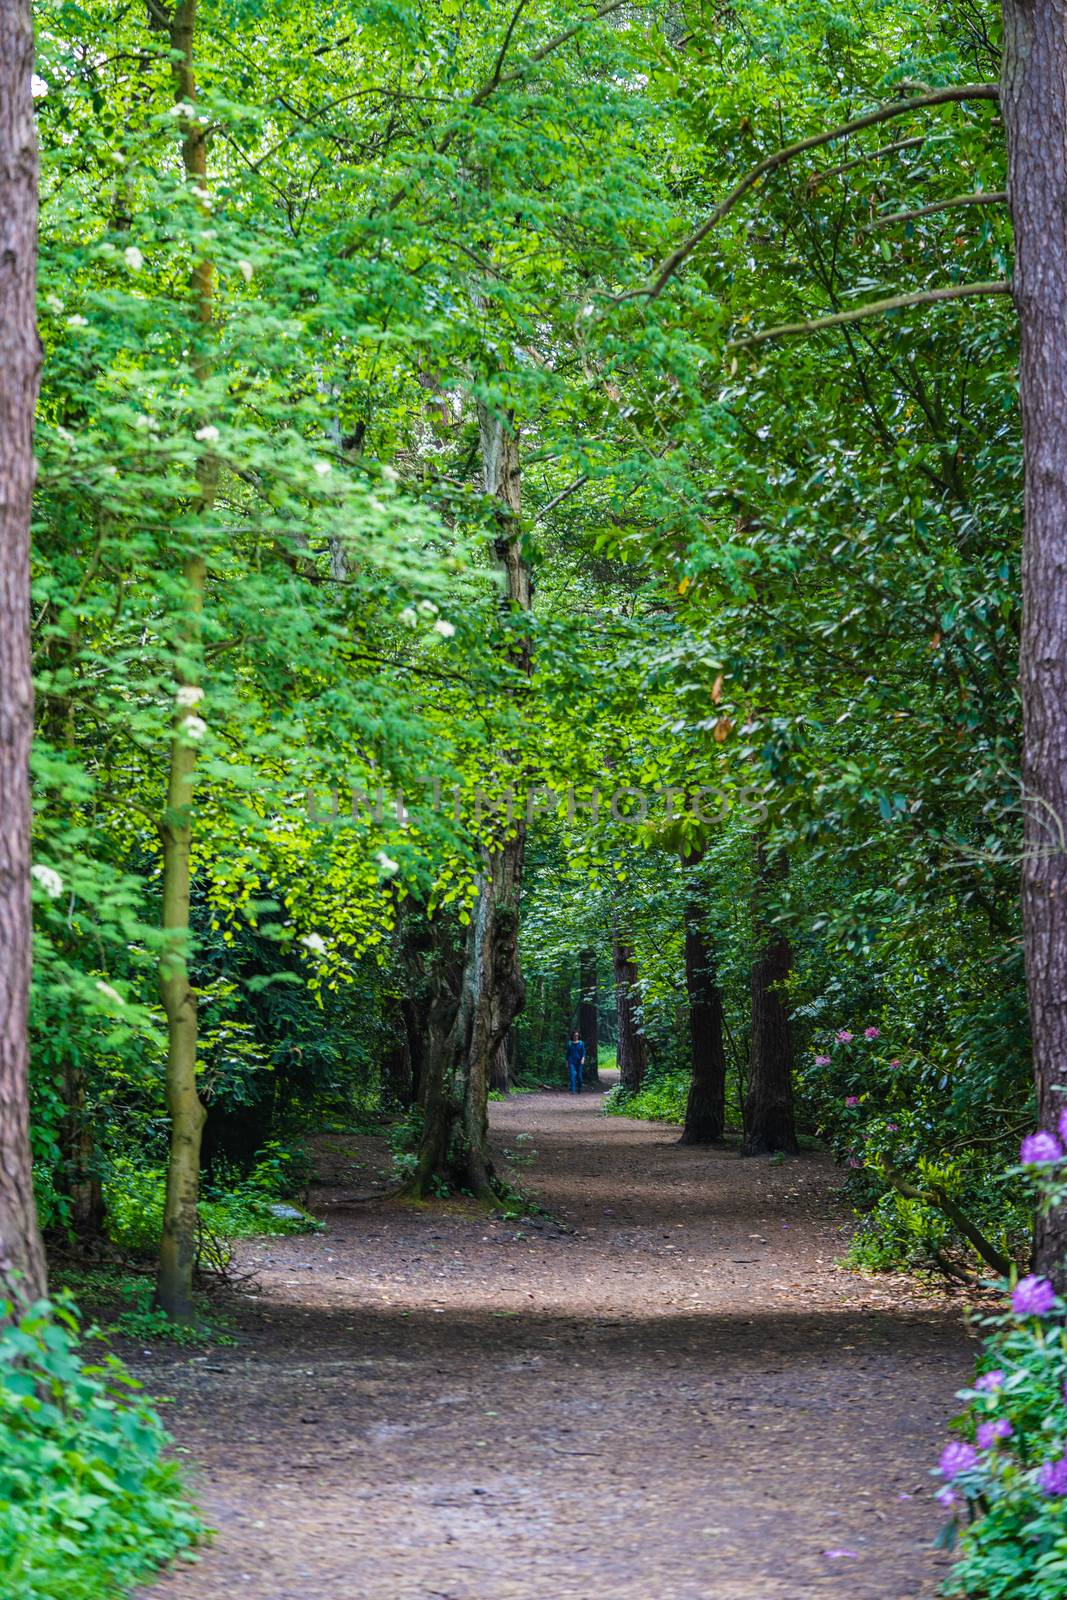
[604, 1069, 689, 1126]
[0, 1297, 203, 1599]
[104, 1141, 317, 1256]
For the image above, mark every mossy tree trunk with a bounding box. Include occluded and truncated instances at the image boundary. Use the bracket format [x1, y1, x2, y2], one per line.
[155, 0, 216, 1322]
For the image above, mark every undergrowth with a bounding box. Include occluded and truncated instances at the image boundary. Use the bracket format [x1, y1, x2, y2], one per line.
[0, 1297, 204, 1599]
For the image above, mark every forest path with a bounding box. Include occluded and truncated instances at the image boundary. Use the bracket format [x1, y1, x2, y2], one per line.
[138, 1084, 971, 1600]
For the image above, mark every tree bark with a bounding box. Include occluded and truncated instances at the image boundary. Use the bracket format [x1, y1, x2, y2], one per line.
[742, 846, 798, 1156]
[156, 0, 214, 1322]
[1001, 0, 1067, 1284]
[0, 0, 48, 1308]
[578, 947, 600, 1086]
[413, 409, 529, 1198]
[613, 937, 647, 1093]
[680, 851, 726, 1144]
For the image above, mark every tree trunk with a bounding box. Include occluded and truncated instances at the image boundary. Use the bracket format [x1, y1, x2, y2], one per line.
[579, 948, 600, 1086]
[680, 850, 726, 1144]
[156, 0, 214, 1322]
[742, 846, 798, 1156]
[0, 0, 48, 1308]
[1001, 0, 1067, 1283]
[613, 938, 646, 1093]
[413, 409, 529, 1197]
[60, 1062, 105, 1244]
[489, 1033, 511, 1094]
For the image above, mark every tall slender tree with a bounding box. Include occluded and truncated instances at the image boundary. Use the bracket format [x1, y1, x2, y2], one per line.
[1001, 0, 1067, 1282]
[155, 0, 215, 1321]
[579, 947, 600, 1086]
[0, 0, 48, 1307]
[679, 849, 726, 1144]
[613, 935, 647, 1094]
[742, 843, 798, 1156]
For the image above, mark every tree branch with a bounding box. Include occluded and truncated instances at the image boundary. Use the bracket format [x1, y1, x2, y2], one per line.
[634, 84, 999, 300]
[883, 1168, 1011, 1276]
[811, 133, 926, 187]
[861, 190, 1007, 231]
[726, 279, 1011, 350]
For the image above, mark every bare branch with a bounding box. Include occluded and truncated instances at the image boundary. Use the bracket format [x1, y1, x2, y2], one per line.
[861, 190, 1007, 231]
[726, 279, 1011, 350]
[635, 84, 1000, 301]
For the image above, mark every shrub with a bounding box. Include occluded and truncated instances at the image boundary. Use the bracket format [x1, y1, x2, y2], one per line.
[104, 1141, 316, 1257]
[934, 1137, 1067, 1596]
[0, 1297, 203, 1599]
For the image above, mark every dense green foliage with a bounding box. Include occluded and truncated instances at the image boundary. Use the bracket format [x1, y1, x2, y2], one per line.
[0, 1298, 203, 1598]
[17, 0, 1067, 1590]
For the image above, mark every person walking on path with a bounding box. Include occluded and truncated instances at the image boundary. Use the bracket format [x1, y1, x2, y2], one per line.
[566, 1031, 586, 1094]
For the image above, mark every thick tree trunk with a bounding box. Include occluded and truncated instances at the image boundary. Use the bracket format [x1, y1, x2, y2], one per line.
[0, 0, 48, 1307]
[156, 0, 213, 1322]
[613, 938, 647, 1093]
[742, 846, 798, 1156]
[680, 851, 726, 1144]
[578, 948, 600, 1086]
[1001, 0, 1067, 1283]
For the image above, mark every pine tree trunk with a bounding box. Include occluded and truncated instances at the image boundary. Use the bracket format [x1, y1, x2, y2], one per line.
[156, 0, 214, 1322]
[0, 0, 48, 1308]
[680, 851, 726, 1144]
[742, 845, 798, 1156]
[579, 948, 600, 1086]
[1001, 0, 1067, 1283]
[613, 938, 646, 1093]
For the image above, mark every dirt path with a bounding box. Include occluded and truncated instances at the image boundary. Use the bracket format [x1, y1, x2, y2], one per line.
[137, 1085, 971, 1600]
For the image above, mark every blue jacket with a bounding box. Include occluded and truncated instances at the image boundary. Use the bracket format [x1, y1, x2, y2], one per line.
[566, 1039, 585, 1068]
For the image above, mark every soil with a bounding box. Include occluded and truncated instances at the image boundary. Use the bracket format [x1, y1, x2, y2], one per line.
[135, 1081, 973, 1600]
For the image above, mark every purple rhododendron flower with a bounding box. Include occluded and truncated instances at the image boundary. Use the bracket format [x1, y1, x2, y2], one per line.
[1038, 1457, 1067, 1496]
[976, 1420, 1013, 1449]
[935, 1485, 958, 1510]
[888, 1058, 901, 1068]
[845, 1095, 860, 1107]
[864, 1026, 880, 1039]
[836, 1030, 853, 1043]
[1013, 1275, 1058, 1317]
[886, 1123, 899, 1132]
[939, 1441, 978, 1479]
[847, 1157, 861, 1169]
[975, 1370, 1005, 1392]
[1020, 1131, 1063, 1166]
[814, 1054, 831, 1067]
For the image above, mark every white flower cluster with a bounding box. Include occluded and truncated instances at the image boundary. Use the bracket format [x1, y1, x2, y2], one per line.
[300, 932, 327, 955]
[176, 685, 204, 708]
[397, 598, 456, 639]
[31, 863, 63, 899]
[376, 851, 399, 876]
